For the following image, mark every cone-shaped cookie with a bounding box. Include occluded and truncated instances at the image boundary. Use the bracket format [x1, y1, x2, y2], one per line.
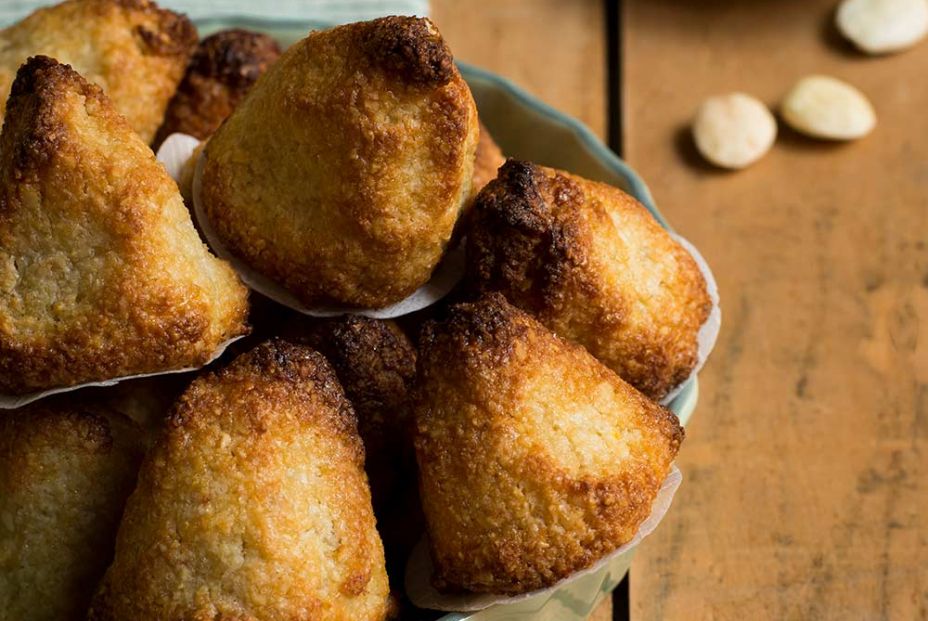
[0, 399, 144, 621]
[414, 294, 683, 594]
[200, 16, 479, 309]
[0, 57, 249, 395]
[88, 340, 391, 621]
[0, 0, 197, 143]
[466, 160, 712, 400]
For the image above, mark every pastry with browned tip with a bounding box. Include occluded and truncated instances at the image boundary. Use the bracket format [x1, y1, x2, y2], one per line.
[0, 0, 197, 143]
[200, 16, 479, 308]
[290, 315, 417, 509]
[88, 339, 391, 621]
[0, 399, 145, 621]
[414, 294, 683, 594]
[466, 160, 711, 400]
[153, 29, 281, 147]
[0, 56, 249, 395]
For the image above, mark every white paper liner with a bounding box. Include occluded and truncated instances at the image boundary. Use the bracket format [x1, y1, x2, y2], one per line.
[405, 464, 682, 612]
[661, 234, 722, 406]
[155, 133, 465, 320]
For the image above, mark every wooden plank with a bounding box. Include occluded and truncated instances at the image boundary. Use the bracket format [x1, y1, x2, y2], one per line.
[430, 5, 612, 619]
[623, 1, 928, 619]
[431, 0, 607, 138]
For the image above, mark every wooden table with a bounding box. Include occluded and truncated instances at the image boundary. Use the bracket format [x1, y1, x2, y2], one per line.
[435, 1, 927, 619]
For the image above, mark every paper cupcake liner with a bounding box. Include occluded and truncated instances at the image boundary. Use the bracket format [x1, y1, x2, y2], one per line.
[0, 335, 241, 410]
[405, 464, 682, 612]
[156, 133, 465, 320]
[661, 234, 722, 406]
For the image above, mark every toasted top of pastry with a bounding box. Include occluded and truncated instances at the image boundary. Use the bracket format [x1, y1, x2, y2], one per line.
[0, 399, 144, 621]
[88, 339, 391, 621]
[0, 56, 248, 394]
[293, 315, 417, 506]
[0, 0, 197, 143]
[153, 28, 281, 147]
[200, 16, 479, 308]
[414, 294, 683, 594]
[466, 160, 711, 399]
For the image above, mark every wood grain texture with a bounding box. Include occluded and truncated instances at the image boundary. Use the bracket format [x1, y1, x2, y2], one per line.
[431, 0, 607, 138]
[623, 1, 928, 619]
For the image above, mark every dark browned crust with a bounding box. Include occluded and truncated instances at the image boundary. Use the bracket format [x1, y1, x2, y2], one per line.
[361, 16, 454, 87]
[465, 160, 711, 399]
[414, 294, 684, 594]
[124, 0, 197, 58]
[167, 338, 362, 457]
[1, 56, 99, 177]
[153, 29, 281, 146]
[289, 316, 417, 508]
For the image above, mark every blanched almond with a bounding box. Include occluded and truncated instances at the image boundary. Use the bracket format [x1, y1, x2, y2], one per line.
[836, 0, 928, 55]
[781, 75, 876, 140]
[692, 93, 777, 169]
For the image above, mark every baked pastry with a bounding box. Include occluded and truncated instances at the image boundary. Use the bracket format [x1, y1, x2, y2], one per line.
[466, 160, 711, 400]
[290, 316, 416, 508]
[414, 294, 683, 594]
[0, 56, 249, 395]
[88, 339, 391, 620]
[153, 29, 281, 148]
[471, 121, 505, 198]
[0, 0, 197, 143]
[0, 399, 144, 621]
[200, 16, 479, 308]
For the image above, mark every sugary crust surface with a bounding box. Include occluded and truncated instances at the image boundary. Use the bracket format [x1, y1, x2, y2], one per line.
[292, 316, 417, 507]
[414, 294, 683, 594]
[153, 29, 281, 147]
[0, 57, 249, 394]
[0, 0, 197, 143]
[88, 339, 391, 621]
[0, 399, 144, 621]
[466, 160, 712, 400]
[201, 16, 479, 308]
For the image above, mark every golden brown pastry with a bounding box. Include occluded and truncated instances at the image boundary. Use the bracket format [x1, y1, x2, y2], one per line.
[291, 316, 416, 508]
[414, 294, 683, 594]
[471, 121, 505, 198]
[0, 0, 197, 143]
[0, 399, 145, 621]
[88, 339, 391, 621]
[0, 56, 249, 395]
[153, 29, 281, 148]
[200, 16, 479, 308]
[466, 160, 711, 400]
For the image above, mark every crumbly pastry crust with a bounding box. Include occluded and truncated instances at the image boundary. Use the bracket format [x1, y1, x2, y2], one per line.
[414, 294, 683, 594]
[0, 56, 249, 394]
[292, 315, 417, 508]
[153, 29, 281, 147]
[0, 0, 197, 143]
[466, 160, 712, 400]
[201, 16, 479, 308]
[88, 339, 391, 621]
[0, 399, 144, 621]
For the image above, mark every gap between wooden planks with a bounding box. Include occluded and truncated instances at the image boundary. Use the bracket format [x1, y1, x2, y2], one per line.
[623, 0, 927, 619]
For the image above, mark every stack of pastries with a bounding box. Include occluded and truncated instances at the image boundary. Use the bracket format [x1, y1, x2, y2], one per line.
[0, 2, 712, 620]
